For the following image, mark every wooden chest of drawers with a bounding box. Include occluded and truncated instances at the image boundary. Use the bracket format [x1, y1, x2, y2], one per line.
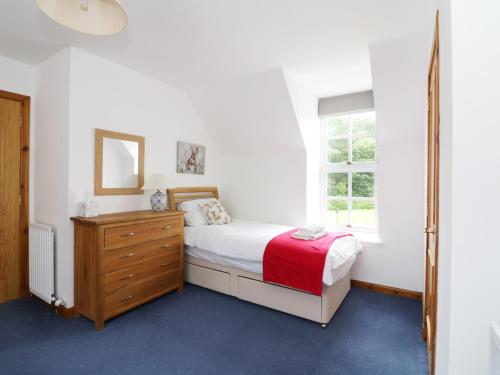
[71, 210, 184, 330]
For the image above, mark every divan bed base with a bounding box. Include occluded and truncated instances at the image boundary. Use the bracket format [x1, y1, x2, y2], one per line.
[184, 255, 351, 326]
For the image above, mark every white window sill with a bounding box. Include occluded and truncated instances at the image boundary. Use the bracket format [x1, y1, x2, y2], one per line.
[326, 226, 383, 247]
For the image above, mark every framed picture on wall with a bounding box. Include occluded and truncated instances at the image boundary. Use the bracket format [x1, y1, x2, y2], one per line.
[176, 141, 206, 175]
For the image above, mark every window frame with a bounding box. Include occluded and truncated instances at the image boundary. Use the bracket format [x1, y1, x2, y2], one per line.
[320, 110, 379, 233]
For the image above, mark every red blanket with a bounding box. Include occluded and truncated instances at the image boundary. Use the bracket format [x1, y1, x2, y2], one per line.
[263, 229, 352, 295]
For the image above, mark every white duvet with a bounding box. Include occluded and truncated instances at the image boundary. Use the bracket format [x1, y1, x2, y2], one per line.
[184, 219, 362, 286]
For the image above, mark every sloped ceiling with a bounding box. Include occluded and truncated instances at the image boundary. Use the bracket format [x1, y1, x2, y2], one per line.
[0, 0, 434, 97]
[189, 68, 306, 156]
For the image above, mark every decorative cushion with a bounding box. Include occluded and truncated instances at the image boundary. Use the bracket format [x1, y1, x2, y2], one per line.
[178, 198, 217, 226]
[199, 200, 232, 225]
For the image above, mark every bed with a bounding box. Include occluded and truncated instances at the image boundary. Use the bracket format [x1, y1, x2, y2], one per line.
[167, 187, 361, 327]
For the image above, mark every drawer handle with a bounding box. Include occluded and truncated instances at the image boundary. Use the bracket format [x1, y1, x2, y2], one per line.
[160, 281, 169, 286]
[119, 253, 135, 259]
[120, 295, 134, 302]
[161, 244, 170, 248]
[120, 273, 135, 280]
[162, 225, 171, 229]
[161, 262, 170, 267]
[121, 232, 136, 237]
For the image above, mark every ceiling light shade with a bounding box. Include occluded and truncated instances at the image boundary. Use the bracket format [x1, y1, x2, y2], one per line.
[34, 0, 127, 35]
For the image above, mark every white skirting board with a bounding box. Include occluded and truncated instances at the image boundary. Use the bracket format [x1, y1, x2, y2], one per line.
[184, 255, 351, 325]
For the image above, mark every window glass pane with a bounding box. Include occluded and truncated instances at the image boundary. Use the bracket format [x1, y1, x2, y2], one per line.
[328, 138, 347, 163]
[352, 172, 375, 197]
[351, 200, 376, 227]
[352, 112, 376, 137]
[327, 173, 348, 197]
[328, 116, 348, 137]
[326, 200, 349, 226]
[352, 136, 375, 162]
[352, 112, 376, 163]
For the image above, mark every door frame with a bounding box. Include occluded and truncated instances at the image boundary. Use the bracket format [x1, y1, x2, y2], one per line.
[423, 11, 440, 375]
[0, 89, 30, 297]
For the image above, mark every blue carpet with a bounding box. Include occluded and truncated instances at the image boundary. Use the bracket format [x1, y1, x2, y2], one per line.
[0, 285, 427, 375]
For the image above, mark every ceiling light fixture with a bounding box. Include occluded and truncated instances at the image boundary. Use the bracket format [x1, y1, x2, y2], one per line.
[34, 0, 128, 35]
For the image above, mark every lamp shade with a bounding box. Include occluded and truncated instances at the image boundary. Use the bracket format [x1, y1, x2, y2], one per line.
[141, 174, 169, 191]
[34, 0, 128, 36]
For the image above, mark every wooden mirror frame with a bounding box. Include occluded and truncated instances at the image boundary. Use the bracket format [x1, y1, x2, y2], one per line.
[95, 129, 145, 196]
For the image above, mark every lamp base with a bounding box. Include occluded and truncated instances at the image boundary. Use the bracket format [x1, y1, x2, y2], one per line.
[150, 190, 167, 211]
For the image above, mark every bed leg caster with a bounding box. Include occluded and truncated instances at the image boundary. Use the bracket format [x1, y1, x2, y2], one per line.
[321, 323, 327, 329]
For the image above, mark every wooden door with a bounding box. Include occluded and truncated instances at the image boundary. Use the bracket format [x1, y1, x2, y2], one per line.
[424, 12, 440, 375]
[0, 97, 22, 303]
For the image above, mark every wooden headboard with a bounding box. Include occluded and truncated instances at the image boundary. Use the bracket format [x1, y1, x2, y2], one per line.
[167, 187, 219, 211]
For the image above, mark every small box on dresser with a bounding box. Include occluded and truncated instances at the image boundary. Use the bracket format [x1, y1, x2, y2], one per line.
[71, 210, 184, 330]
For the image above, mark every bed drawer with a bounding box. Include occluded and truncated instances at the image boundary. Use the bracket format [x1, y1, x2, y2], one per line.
[105, 270, 181, 319]
[236, 276, 321, 322]
[104, 218, 180, 249]
[185, 263, 231, 295]
[104, 252, 181, 295]
[103, 236, 181, 272]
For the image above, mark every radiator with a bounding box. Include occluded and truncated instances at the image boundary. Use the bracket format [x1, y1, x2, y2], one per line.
[29, 223, 55, 304]
[493, 322, 500, 375]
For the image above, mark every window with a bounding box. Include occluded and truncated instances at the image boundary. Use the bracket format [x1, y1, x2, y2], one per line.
[322, 111, 377, 231]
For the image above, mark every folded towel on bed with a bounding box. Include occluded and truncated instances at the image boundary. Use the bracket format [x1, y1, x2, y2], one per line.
[292, 231, 327, 241]
[295, 224, 325, 237]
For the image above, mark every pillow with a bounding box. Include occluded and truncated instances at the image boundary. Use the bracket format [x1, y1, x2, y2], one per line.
[199, 200, 232, 225]
[178, 198, 217, 226]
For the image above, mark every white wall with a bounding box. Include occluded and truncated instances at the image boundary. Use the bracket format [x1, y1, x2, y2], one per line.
[0, 55, 37, 220]
[35, 49, 72, 305]
[190, 68, 310, 225]
[351, 33, 428, 292]
[0, 56, 35, 96]
[283, 72, 321, 223]
[221, 151, 307, 225]
[436, 0, 500, 373]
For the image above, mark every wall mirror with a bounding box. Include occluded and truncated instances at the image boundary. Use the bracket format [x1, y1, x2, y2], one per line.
[95, 129, 145, 195]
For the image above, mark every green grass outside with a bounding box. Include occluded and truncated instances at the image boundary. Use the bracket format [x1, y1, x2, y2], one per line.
[326, 209, 376, 228]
